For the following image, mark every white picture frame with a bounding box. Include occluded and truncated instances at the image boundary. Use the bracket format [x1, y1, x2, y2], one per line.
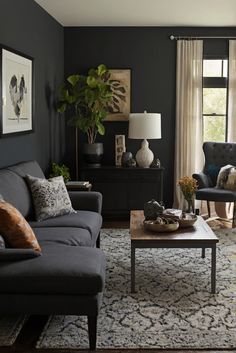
[0, 46, 34, 136]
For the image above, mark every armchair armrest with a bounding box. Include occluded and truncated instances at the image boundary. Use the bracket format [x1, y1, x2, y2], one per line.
[192, 172, 212, 189]
[68, 191, 102, 214]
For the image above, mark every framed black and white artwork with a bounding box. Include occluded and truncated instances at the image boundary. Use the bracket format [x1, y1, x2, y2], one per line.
[0, 45, 34, 136]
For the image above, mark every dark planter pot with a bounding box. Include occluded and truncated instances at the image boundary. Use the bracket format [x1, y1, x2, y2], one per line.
[83, 143, 104, 167]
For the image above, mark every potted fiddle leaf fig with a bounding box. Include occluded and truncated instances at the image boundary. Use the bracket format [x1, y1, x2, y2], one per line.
[57, 64, 112, 168]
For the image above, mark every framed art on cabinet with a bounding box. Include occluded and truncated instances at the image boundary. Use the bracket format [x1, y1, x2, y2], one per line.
[105, 69, 131, 121]
[0, 45, 34, 136]
[115, 134, 126, 166]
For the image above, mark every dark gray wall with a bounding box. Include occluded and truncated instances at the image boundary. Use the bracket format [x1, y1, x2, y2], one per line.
[64, 27, 236, 206]
[0, 0, 64, 172]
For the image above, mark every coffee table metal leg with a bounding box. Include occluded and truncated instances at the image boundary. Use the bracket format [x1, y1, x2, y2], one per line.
[201, 248, 205, 258]
[131, 243, 136, 293]
[211, 245, 216, 294]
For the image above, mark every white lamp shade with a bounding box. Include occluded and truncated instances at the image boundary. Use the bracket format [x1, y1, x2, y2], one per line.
[128, 112, 161, 139]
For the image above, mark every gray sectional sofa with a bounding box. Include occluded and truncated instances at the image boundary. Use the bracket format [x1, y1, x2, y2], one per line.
[0, 160, 106, 350]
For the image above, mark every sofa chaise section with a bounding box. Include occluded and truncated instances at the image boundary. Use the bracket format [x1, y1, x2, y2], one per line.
[0, 160, 105, 350]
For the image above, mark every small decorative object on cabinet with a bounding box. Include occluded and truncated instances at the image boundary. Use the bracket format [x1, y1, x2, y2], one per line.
[126, 158, 137, 168]
[115, 135, 126, 166]
[150, 158, 161, 168]
[121, 151, 133, 167]
[80, 166, 164, 219]
[1, 45, 33, 136]
[128, 111, 162, 168]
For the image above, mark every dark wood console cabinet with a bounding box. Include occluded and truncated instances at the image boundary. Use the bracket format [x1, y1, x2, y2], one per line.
[80, 166, 164, 219]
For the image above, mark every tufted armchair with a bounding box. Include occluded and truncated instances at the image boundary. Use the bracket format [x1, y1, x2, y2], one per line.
[193, 142, 236, 226]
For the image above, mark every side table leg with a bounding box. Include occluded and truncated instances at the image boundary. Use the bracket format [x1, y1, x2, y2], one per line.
[131, 243, 136, 293]
[211, 245, 216, 294]
[201, 248, 205, 258]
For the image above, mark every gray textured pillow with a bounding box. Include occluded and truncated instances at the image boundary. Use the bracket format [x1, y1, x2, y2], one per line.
[216, 164, 236, 190]
[0, 235, 5, 248]
[26, 175, 75, 221]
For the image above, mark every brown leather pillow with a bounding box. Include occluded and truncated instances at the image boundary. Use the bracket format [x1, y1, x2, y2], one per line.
[0, 201, 41, 252]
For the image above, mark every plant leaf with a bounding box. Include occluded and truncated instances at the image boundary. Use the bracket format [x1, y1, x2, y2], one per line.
[57, 102, 67, 113]
[97, 122, 105, 135]
[67, 75, 80, 86]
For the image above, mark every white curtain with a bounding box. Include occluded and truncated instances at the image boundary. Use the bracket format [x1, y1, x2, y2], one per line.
[174, 40, 203, 208]
[215, 40, 236, 219]
[228, 40, 236, 142]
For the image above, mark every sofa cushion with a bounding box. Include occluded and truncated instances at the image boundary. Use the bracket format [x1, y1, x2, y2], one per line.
[196, 188, 236, 202]
[0, 245, 106, 295]
[26, 175, 75, 221]
[0, 169, 32, 218]
[34, 227, 95, 247]
[0, 249, 41, 261]
[29, 211, 102, 245]
[0, 201, 41, 252]
[205, 164, 221, 186]
[7, 160, 45, 179]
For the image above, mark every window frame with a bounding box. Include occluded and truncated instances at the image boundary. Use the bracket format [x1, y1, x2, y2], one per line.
[202, 55, 229, 142]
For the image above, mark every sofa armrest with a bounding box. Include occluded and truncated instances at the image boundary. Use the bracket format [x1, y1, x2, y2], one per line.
[192, 172, 211, 189]
[68, 191, 102, 214]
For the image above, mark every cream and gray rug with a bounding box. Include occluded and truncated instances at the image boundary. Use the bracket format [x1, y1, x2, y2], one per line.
[0, 316, 26, 346]
[37, 228, 236, 349]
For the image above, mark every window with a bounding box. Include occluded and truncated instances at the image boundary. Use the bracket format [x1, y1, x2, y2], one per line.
[203, 59, 228, 142]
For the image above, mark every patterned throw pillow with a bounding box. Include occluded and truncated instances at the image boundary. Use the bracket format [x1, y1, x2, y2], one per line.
[26, 175, 75, 222]
[0, 235, 5, 248]
[0, 201, 41, 252]
[216, 165, 236, 191]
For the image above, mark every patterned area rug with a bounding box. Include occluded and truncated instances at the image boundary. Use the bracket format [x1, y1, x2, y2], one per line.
[36, 228, 236, 349]
[0, 316, 26, 346]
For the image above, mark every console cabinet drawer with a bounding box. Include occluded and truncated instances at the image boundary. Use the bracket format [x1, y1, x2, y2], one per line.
[80, 166, 164, 219]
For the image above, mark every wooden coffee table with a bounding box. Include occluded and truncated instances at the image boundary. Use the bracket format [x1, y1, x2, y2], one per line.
[130, 210, 219, 294]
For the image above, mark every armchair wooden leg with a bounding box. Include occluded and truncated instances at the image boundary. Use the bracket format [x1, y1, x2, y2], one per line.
[88, 315, 97, 350]
[233, 202, 236, 228]
[207, 201, 211, 218]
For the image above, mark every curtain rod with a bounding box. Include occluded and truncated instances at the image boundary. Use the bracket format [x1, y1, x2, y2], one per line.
[170, 35, 236, 40]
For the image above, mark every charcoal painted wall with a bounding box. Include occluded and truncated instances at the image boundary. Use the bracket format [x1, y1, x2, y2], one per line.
[0, 0, 64, 172]
[64, 27, 236, 206]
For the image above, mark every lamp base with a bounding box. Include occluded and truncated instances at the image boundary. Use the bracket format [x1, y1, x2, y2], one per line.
[135, 139, 154, 168]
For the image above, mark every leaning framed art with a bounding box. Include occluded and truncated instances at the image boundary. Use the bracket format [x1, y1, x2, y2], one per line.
[0, 45, 34, 136]
[105, 69, 131, 121]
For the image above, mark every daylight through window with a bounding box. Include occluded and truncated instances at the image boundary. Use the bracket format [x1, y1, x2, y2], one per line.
[202, 59, 228, 142]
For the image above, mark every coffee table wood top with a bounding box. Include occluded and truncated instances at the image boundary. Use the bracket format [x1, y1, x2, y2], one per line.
[130, 210, 219, 243]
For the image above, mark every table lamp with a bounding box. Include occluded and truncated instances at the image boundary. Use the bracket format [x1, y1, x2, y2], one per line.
[128, 111, 161, 168]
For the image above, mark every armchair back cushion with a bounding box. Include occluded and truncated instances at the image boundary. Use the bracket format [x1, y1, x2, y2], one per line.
[203, 142, 236, 186]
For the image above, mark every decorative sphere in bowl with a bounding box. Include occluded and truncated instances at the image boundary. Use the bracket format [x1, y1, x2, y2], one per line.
[178, 213, 197, 228]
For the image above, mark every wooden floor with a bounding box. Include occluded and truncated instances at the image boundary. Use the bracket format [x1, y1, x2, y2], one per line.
[0, 218, 234, 353]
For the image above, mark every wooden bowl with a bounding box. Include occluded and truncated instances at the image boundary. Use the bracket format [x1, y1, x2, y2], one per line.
[143, 218, 179, 233]
[178, 214, 197, 228]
